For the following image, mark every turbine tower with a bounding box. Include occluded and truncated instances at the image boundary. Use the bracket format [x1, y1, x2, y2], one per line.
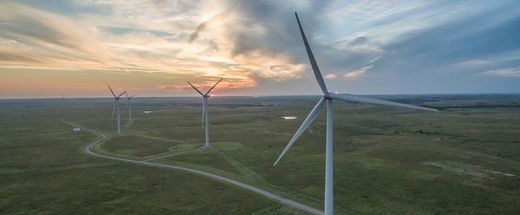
[107, 84, 126, 134]
[273, 12, 438, 215]
[187, 78, 223, 148]
[125, 92, 135, 119]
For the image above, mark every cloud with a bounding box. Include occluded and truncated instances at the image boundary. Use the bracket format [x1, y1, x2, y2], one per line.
[0, 1, 121, 67]
[1, 0, 520, 97]
[370, 2, 520, 78]
[187, 9, 231, 43]
[343, 65, 373, 79]
[481, 67, 520, 77]
[325, 73, 337, 79]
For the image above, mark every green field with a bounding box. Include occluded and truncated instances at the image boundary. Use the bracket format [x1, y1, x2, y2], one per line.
[1, 95, 520, 214]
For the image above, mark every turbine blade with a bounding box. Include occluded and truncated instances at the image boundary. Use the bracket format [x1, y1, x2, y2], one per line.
[187, 81, 204, 96]
[295, 12, 328, 94]
[205, 78, 223, 96]
[125, 92, 130, 99]
[107, 84, 116, 97]
[274, 97, 326, 166]
[329, 93, 438, 112]
[116, 91, 127, 98]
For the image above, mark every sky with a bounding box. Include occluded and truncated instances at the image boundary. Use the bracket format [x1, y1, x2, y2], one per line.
[0, 0, 519, 98]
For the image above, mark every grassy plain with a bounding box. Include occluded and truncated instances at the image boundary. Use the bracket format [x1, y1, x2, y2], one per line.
[0, 98, 299, 214]
[1, 94, 520, 214]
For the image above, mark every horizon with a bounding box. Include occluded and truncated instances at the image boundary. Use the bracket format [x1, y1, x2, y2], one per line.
[2, 92, 520, 100]
[1, 1, 519, 97]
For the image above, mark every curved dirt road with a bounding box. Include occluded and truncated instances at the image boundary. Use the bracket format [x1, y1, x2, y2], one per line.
[84, 134, 323, 215]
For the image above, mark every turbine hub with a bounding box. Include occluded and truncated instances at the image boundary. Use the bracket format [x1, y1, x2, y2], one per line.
[323, 92, 332, 99]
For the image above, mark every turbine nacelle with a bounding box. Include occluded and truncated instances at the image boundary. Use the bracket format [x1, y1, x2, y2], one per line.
[125, 92, 135, 100]
[107, 83, 126, 99]
[107, 83, 125, 134]
[323, 92, 332, 99]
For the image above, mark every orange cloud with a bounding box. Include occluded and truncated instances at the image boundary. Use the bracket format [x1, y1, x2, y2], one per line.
[0, 1, 307, 97]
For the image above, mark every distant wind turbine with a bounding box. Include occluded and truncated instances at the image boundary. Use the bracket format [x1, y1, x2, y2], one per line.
[125, 92, 135, 119]
[107, 84, 126, 134]
[273, 12, 438, 215]
[187, 78, 223, 148]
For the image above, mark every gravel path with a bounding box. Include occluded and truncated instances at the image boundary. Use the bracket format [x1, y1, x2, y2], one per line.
[83, 133, 323, 215]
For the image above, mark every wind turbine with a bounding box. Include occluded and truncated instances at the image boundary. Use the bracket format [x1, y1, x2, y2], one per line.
[107, 84, 126, 134]
[187, 78, 223, 148]
[273, 12, 438, 215]
[125, 92, 135, 120]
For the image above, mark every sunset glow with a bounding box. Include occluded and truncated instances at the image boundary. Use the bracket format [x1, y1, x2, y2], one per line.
[0, 0, 519, 97]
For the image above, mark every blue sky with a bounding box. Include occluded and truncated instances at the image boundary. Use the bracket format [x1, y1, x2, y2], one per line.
[0, 0, 519, 97]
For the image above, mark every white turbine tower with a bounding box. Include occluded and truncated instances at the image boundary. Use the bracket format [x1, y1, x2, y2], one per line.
[274, 12, 439, 215]
[107, 84, 126, 134]
[187, 78, 223, 148]
[125, 92, 135, 120]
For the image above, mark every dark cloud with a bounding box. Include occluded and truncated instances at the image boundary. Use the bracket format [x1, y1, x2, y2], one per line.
[187, 9, 231, 43]
[225, 0, 383, 76]
[228, 1, 326, 57]
[224, 0, 520, 93]
[187, 21, 207, 43]
[374, 7, 520, 75]
[330, 5, 520, 94]
[350, 36, 369, 46]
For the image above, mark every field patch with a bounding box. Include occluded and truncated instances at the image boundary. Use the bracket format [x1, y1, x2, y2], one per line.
[423, 161, 516, 178]
[101, 135, 180, 157]
[162, 151, 241, 175]
[212, 141, 244, 151]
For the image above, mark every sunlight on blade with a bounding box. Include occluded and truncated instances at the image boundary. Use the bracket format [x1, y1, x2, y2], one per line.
[274, 97, 326, 166]
[329, 93, 438, 112]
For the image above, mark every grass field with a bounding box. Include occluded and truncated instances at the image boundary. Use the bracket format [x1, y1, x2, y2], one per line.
[1, 95, 520, 214]
[0, 99, 301, 215]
